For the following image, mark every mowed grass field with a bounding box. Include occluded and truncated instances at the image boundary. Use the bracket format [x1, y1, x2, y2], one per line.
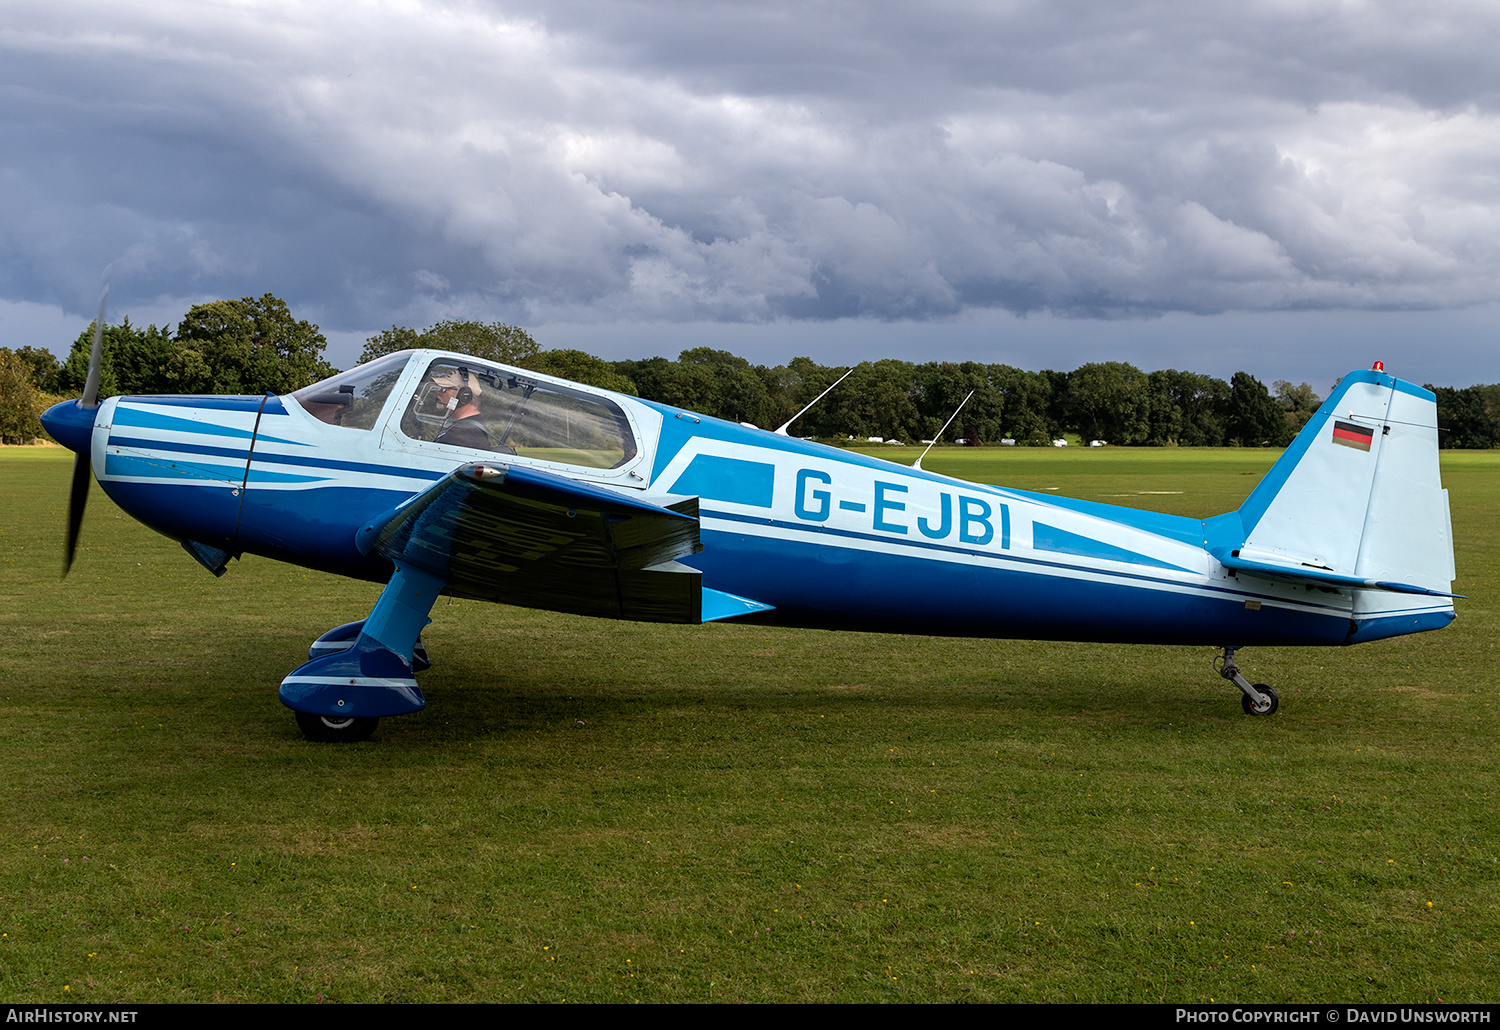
[0, 444, 1496, 1003]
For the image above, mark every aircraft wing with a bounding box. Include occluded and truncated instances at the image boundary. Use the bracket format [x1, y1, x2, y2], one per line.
[355, 462, 772, 623]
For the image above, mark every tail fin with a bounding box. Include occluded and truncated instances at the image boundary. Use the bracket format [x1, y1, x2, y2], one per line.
[1205, 368, 1457, 641]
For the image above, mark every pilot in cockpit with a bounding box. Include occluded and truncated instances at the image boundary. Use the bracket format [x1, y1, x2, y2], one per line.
[429, 368, 514, 453]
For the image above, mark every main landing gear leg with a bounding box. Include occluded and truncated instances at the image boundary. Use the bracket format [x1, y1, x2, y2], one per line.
[279, 561, 447, 741]
[308, 620, 431, 671]
[1217, 647, 1278, 716]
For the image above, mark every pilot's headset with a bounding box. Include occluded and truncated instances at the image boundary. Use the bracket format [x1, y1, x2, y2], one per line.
[436, 368, 478, 414]
[454, 368, 475, 408]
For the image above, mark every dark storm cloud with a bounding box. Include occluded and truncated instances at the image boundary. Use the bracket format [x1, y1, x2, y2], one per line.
[3, 0, 1499, 342]
[510, 0, 1500, 112]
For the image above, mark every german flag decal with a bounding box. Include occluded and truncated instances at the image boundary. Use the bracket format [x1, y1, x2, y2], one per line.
[1331, 419, 1374, 451]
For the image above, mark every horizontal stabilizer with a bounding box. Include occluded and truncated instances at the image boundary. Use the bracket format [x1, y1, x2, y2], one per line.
[1216, 553, 1463, 598]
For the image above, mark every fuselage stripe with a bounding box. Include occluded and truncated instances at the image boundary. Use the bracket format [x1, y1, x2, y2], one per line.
[699, 507, 1352, 614]
[106, 436, 443, 485]
[254, 451, 449, 480]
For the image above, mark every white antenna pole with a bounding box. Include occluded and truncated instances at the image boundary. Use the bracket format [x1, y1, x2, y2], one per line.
[912, 389, 974, 471]
[774, 366, 855, 436]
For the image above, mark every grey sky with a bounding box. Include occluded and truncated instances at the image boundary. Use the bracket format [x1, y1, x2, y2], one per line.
[3, 0, 1497, 386]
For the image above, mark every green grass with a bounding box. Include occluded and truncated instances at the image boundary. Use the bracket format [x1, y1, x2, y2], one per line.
[1, 444, 1496, 1003]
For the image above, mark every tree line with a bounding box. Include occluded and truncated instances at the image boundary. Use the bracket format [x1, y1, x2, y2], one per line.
[4, 294, 1498, 448]
[1, 294, 338, 444]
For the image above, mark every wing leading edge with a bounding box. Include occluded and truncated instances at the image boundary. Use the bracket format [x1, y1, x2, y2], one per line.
[356, 462, 772, 623]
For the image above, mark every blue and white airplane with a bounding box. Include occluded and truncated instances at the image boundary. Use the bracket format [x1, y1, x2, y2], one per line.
[42, 344, 1458, 741]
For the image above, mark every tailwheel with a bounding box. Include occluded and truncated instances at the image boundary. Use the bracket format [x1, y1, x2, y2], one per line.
[295, 711, 379, 742]
[1218, 647, 1279, 717]
[1240, 684, 1278, 716]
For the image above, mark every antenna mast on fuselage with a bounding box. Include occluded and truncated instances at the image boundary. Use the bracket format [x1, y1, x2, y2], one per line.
[911, 390, 975, 471]
[774, 367, 856, 437]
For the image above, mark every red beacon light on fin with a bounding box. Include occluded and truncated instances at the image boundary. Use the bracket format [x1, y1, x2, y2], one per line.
[1373, 360, 1385, 372]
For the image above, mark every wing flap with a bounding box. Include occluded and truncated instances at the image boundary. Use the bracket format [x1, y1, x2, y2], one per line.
[357, 462, 715, 622]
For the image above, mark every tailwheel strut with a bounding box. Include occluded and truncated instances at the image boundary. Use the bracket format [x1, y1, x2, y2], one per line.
[1217, 647, 1278, 716]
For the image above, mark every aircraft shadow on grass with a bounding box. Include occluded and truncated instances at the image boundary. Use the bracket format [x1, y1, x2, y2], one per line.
[43, 340, 1457, 741]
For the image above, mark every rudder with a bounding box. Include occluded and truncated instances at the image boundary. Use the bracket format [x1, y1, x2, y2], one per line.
[1206, 368, 1456, 641]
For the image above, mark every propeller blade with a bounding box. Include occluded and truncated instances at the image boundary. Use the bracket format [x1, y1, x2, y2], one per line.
[65, 275, 109, 576]
[80, 280, 108, 409]
[65, 451, 91, 576]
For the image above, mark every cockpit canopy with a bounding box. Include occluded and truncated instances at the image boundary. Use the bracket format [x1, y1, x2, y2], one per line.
[293, 351, 409, 432]
[292, 351, 638, 470]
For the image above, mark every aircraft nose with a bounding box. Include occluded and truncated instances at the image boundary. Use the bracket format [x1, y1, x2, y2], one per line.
[40, 399, 96, 455]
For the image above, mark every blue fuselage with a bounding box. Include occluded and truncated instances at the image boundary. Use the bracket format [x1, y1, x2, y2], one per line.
[43, 353, 1454, 651]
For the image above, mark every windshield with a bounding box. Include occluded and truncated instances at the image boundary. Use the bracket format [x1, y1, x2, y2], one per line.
[401, 358, 637, 469]
[292, 352, 411, 430]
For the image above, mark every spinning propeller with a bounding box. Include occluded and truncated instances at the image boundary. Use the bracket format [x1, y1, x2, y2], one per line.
[63, 281, 108, 576]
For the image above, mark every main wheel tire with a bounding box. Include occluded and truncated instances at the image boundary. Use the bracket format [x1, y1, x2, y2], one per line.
[1241, 684, 1279, 716]
[295, 710, 379, 742]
